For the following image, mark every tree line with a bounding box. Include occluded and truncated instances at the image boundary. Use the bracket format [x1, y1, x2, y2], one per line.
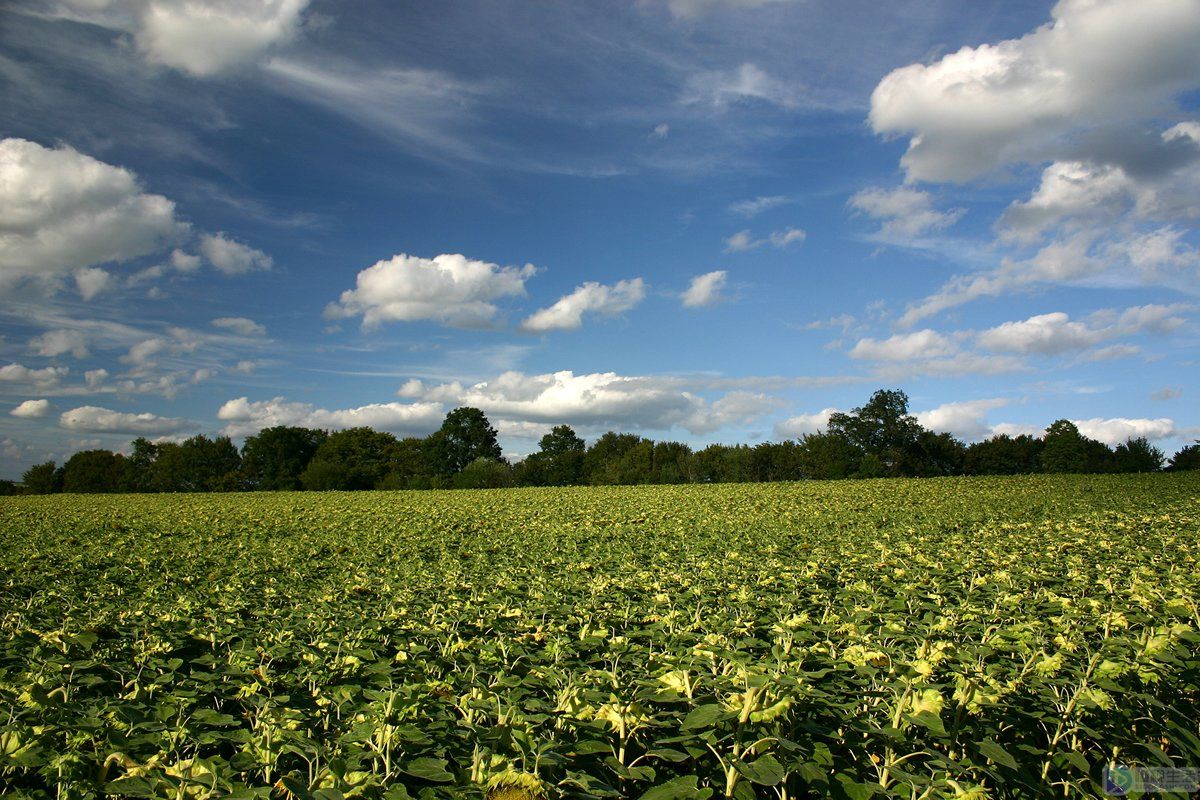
[8, 390, 1199, 495]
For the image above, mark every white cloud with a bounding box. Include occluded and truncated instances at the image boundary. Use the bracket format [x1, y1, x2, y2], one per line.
[1074, 417, 1176, 446]
[0, 363, 68, 388]
[991, 422, 1042, 438]
[29, 329, 90, 359]
[652, 123, 670, 139]
[199, 233, 272, 275]
[520, 278, 645, 332]
[74, 267, 112, 300]
[899, 228, 1200, 327]
[211, 316, 266, 336]
[724, 226, 806, 252]
[978, 312, 1105, 355]
[10, 399, 54, 419]
[59, 405, 195, 435]
[724, 230, 756, 252]
[849, 329, 957, 361]
[773, 408, 836, 439]
[978, 305, 1187, 355]
[0, 139, 185, 287]
[216, 395, 444, 438]
[848, 186, 964, 238]
[328, 252, 535, 329]
[682, 270, 729, 308]
[48, 0, 310, 77]
[85, 368, 109, 389]
[729, 195, 792, 218]
[170, 249, 202, 272]
[998, 161, 1135, 244]
[663, 0, 800, 18]
[403, 370, 776, 436]
[682, 63, 800, 110]
[869, 0, 1200, 182]
[916, 398, 1009, 440]
[768, 227, 807, 248]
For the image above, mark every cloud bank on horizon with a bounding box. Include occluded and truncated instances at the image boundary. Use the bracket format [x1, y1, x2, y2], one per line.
[1, 0, 1197, 474]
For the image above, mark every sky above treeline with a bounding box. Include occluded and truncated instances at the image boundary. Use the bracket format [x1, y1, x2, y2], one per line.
[2, 0, 1199, 477]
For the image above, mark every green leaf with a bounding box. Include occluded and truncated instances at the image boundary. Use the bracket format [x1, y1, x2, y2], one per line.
[977, 739, 1018, 770]
[401, 757, 454, 783]
[737, 754, 785, 786]
[681, 704, 724, 731]
[638, 775, 709, 800]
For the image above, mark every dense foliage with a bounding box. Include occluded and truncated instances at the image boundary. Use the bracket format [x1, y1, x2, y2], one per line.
[1, 474, 1197, 798]
[15, 390, 1197, 495]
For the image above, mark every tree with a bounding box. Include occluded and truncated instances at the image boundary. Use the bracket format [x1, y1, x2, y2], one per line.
[301, 427, 399, 490]
[151, 435, 242, 492]
[827, 389, 923, 476]
[522, 425, 586, 486]
[1040, 420, 1100, 473]
[1168, 442, 1200, 471]
[378, 437, 433, 489]
[583, 432, 645, 485]
[453, 458, 513, 489]
[795, 432, 860, 480]
[241, 426, 327, 490]
[906, 430, 966, 477]
[964, 434, 1043, 475]
[125, 437, 159, 492]
[21, 461, 61, 494]
[1112, 437, 1164, 473]
[427, 407, 502, 476]
[62, 450, 128, 493]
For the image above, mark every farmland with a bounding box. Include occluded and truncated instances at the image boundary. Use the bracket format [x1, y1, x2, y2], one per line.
[1, 474, 1198, 799]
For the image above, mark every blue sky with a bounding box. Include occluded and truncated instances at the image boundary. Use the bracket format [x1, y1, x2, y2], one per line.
[2, 0, 1199, 477]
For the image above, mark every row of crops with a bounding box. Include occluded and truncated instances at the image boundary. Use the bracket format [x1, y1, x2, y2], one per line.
[1, 474, 1198, 798]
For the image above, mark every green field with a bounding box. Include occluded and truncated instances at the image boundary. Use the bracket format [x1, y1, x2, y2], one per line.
[2, 474, 1198, 799]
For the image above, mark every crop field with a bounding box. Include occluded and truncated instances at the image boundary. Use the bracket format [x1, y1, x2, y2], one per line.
[1, 475, 1199, 799]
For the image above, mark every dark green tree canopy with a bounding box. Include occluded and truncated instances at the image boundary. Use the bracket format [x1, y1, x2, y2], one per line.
[22, 461, 62, 494]
[1168, 442, 1200, 471]
[428, 407, 502, 476]
[62, 450, 128, 494]
[302, 427, 399, 490]
[241, 426, 327, 490]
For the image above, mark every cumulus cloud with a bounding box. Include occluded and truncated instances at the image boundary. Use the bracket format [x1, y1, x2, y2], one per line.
[682, 63, 800, 110]
[59, 405, 195, 435]
[0, 138, 185, 287]
[724, 226, 806, 252]
[211, 316, 266, 336]
[978, 305, 1187, 355]
[916, 398, 1009, 440]
[1074, 416, 1176, 446]
[0, 363, 69, 388]
[869, 0, 1200, 182]
[663, 0, 800, 18]
[729, 195, 792, 218]
[899, 228, 1200, 327]
[47, 0, 310, 77]
[773, 407, 836, 439]
[217, 396, 444, 438]
[328, 253, 535, 329]
[199, 233, 273, 275]
[521, 278, 645, 332]
[682, 270, 729, 308]
[402, 370, 777, 436]
[849, 329, 958, 361]
[10, 399, 54, 419]
[29, 329, 90, 359]
[849, 186, 964, 238]
[74, 267, 112, 300]
[998, 161, 1136, 244]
